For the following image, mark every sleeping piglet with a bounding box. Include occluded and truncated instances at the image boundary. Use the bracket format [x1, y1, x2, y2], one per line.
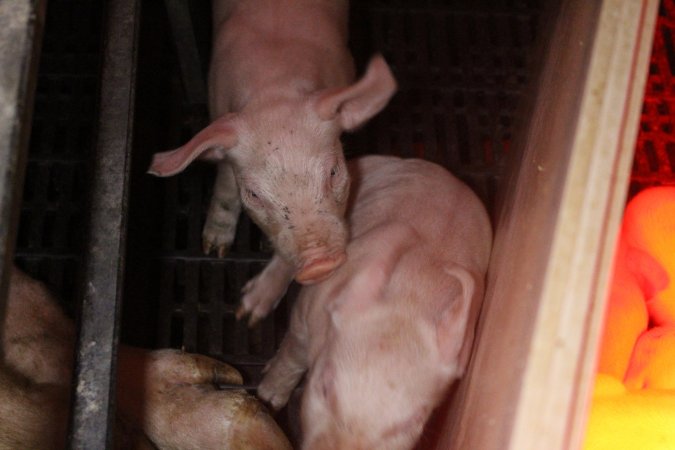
[148, 0, 397, 290]
[620, 186, 675, 326]
[255, 155, 493, 450]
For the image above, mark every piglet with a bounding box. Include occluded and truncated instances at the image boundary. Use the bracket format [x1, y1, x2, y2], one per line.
[1, 266, 292, 450]
[255, 155, 492, 450]
[621, 186, 675, 326]
[595, 186, 675, 379]
[148, 0, 397, 289]
[594, 236, 664, 380]
[624, 326, 675, 390]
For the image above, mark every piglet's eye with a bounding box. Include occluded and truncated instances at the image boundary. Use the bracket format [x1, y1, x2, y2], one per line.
[244, 188, 262, 206]
[330, 165, 339, 177]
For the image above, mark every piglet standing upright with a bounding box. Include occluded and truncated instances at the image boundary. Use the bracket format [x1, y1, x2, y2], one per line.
[255, 155, 493, 450]
[148, 0, 397, 292]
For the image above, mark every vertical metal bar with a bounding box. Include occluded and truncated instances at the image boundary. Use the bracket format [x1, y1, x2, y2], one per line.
[163, 0, 207, 107]
[0, 0, 47, 356]
[68, 0, 139, 447]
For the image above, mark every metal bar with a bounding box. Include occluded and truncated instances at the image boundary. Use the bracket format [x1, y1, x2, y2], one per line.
[67, 0, 139, 447]
[0, 0, 47, 357]
[163, 0, 208, 106]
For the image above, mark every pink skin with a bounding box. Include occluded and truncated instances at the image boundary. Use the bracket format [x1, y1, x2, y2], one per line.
[148, 0, 397, 292]
[254, 155, 493, 450]
[2, 266, 292, 450]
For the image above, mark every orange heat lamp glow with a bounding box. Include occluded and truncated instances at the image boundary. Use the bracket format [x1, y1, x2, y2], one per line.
[584, 187, 675, 450]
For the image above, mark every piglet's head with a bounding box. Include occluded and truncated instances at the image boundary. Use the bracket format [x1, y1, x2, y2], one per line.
[148, 56, 397, 284]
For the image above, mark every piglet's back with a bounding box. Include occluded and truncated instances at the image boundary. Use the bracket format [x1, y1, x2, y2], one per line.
[347, 155, 492, 272]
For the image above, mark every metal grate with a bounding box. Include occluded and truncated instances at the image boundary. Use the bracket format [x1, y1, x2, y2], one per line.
[14, 0, 103, 312]
[14, 0, 135, 444]
[345, 1, 541, 205]
[632, 0, 675, 193]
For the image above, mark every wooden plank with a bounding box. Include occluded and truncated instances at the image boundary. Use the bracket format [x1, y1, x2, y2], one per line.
[434, 0, 659, 449]
[514, 2, 659, 448]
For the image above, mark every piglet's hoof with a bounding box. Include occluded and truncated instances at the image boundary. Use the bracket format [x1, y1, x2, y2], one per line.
[202, 232, 232, 259]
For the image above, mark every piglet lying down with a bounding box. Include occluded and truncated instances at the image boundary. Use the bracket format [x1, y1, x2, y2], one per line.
[254, 155, 493, 450]
[1, 266, 291, 450]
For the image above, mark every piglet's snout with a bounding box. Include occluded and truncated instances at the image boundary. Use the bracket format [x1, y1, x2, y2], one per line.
[289, 216, 348, 284]
[295, 250, 346, 285]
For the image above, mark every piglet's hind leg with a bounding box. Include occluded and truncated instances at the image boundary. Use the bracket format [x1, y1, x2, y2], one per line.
[203, 163, 241, 257]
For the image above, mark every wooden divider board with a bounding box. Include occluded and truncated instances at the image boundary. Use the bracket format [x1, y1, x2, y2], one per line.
[435, 1, 660, 449]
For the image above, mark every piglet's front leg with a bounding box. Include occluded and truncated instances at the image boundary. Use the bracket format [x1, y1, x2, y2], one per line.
[237, 254, 296, 326]
[203, 163, 241, 257]
[258, 319, 309, 411]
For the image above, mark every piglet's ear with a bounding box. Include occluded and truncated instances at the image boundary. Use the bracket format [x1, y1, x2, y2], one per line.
[147, 114, 239, 177]
[626, 246, 669, 299]
[315, 54, 397, 131]
[436, 266, 477, 378]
